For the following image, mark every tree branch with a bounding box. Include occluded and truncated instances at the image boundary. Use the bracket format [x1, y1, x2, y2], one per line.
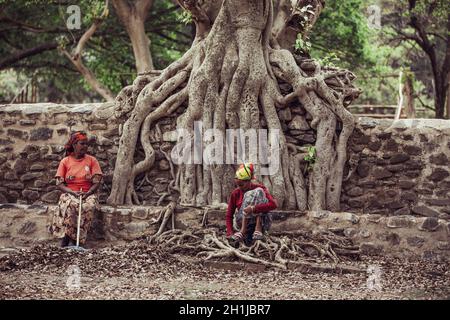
[112, 0, 155, 72]
[136, 0, 154, 20]
[62, 0, 115, 101]
[0, 42, 59, 70]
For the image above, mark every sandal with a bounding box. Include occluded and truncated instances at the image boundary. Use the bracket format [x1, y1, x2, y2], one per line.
[253, 230, 264, 240]
[231, 231, 244, 241]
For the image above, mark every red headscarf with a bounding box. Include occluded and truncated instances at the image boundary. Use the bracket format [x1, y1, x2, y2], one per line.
[65, 131, 88, 156]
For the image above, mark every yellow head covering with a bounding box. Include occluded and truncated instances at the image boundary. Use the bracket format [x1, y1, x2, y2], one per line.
[235, 163, 254, 181]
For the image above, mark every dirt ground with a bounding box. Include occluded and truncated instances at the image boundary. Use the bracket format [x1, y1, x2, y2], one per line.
[1, 241, 449, 300]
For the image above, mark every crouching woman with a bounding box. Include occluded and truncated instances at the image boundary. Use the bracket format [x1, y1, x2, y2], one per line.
[226, 163, 277, 245]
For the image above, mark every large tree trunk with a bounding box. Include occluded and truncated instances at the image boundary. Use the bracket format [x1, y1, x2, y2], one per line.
[112, 0, 155, 73]
[435, 74, 447, 119]
[403, 72, 415, 118]
[127, 15, 154, 74]
[107, 0, 360, 212]
[446, 73, 450, 119]
[272, 0, 325, 51]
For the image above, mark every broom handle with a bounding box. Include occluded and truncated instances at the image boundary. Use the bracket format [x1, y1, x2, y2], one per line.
[76, 188, 82, 247]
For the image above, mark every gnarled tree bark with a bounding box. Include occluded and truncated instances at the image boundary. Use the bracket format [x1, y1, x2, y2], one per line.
[107, 0, 360, 212]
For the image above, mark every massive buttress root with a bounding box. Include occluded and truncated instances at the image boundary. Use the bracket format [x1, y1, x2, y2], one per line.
[107, 0, 360, 212]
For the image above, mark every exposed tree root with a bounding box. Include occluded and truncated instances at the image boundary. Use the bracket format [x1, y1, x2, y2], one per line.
[108, 0, 361, 213]
[147, 224, 363, 273]
[148, 201, 177, 242]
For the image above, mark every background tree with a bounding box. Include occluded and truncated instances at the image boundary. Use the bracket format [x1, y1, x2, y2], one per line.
[59, 0, 115, 101]
[383, 0, 450, 118]
[3, 0, 436, 114]
[112, 0, 155, 74]
[0, 0, 191, 102]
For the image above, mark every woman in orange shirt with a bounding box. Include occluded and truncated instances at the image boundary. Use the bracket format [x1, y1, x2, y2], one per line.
[49, 131, 103, 247]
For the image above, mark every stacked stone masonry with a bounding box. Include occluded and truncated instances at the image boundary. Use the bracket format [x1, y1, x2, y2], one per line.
[1, 104, 449, 260]
[0, 104, 449, 223]
[0, 203, 448, 261]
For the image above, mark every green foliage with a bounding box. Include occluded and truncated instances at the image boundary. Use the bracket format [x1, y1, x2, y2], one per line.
[0, 0, 191, 102]
[294, 35, 312, 54]
[309, 0, 377, 69]
[302, 0, 440, 114]
[316, 52, 341, 67]
[149, 0, 191, 70]
[0, 70, 27, 102]
[304, 146, 317, 171]
[176, 10, 193, 25]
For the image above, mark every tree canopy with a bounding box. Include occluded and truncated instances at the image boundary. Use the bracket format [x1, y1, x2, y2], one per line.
[0, 0, 191, 102]
[1, 0, 448, 118]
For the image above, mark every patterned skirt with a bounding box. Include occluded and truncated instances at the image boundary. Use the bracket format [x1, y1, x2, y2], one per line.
[48, 193, 98, 245]
[234, 187, 272, 234]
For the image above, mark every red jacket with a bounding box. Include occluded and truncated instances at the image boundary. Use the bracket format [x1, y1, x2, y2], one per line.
[226, 183, 277, 236]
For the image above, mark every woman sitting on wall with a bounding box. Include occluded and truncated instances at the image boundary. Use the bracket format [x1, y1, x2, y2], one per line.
[48, 131, 103, 247]
[226, 163, 277, 245]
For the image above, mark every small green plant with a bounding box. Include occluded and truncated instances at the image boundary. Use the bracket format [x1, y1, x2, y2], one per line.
[294, 34, 312, 54]
[177, 10, 192, 24]
[317, 52, 341, 67]
[304, 146, 316, 171]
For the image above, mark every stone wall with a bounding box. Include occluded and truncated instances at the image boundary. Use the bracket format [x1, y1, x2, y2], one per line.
[0, 103, 178, 206]
[1, 103, 449, 260]
[1, 203, 449, 261]
[0, 103, 449, 221]
[0, 103, 118, 204]
[342, 118, 450, 220]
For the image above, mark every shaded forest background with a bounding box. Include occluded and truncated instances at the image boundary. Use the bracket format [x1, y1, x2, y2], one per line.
[0, 0, 449, 118]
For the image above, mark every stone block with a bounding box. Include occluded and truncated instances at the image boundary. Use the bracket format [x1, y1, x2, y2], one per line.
[373, 168, 393, 180]
[356, 162, 370, 178]
[30, 128, 53, 141]
[428, 168, 449, 182]
[311, 210, 330, 219]
[360, 242, 383, 255]
[394, 207, 411, 215]
[401, 191, 418, 202]
[386, 216, 413, 228]
[22, 189, 40, 201]
[288, 115, 310, 131]
[41, 190, 62, 203]
[4, 182, 25, 190]
[7, 129, 28, 140]
[398, 180, 415, 189]
[429, 153, 448, 165]
[131, 208, 149, 220]
[367, 140, 381, 151]
[418, 217, 439, 232]
[389, 153, 410, 164]
[412, 205, 439, 218]
[30, 164, 46, 171]
[20, 172, 43, 182]
[346, 187, 364, 197]
[403, 145, 422, 155]
[406, 236, 425, 248]
[19, 119, 36, 126]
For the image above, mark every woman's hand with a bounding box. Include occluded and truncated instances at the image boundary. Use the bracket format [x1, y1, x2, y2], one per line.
[243, 206, 254, 216]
